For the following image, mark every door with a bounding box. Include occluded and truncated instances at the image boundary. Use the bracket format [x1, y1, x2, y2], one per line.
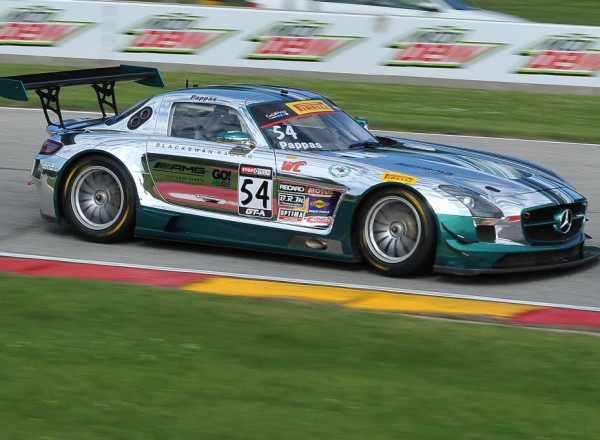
[146, 98, 277, 221]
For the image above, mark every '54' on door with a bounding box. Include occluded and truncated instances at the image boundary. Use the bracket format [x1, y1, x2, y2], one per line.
[238, 164, 273, 218]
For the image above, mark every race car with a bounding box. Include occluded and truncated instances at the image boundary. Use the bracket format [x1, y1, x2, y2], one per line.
[1, 65, 597, 275]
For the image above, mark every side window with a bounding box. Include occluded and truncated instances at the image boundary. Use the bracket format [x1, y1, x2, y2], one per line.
[168, 103, 246, 142]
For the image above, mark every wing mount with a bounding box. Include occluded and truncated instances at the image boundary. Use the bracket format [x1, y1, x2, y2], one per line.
[0, 65, 164, 127]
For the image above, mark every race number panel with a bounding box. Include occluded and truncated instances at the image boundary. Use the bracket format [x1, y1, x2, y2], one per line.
[238, 164, 273, 218]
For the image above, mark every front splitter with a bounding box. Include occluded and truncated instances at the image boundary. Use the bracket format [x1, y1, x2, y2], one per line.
[434, 246, 599, 276]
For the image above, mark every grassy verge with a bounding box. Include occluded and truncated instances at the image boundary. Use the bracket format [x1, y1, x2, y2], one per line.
[1, 273, 600, 439]
[1, 63, 599, 144]
[125, 0, 600, 26]
[470, 0, 600, 26]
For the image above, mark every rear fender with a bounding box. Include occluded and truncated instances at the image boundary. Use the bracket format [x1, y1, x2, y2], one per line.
[55, 150, 141, 222]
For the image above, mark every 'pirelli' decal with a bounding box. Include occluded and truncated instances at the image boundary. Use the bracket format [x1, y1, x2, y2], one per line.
[381, 172, 417, 185]
[285, 100, 334, 115]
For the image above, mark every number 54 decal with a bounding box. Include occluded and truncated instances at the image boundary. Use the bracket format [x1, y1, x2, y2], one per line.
[271, 124, 298, 140]
[238, 164, 273, 218]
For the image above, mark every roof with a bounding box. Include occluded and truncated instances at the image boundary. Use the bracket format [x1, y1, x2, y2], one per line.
[165, 84, 327, 106]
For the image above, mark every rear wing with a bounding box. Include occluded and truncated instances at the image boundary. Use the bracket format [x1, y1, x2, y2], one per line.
[0, 65, 164, 127]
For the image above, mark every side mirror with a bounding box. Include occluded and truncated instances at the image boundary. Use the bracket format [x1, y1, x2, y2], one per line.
[215, 131, 252, 144]
[355, 117, 369, 130]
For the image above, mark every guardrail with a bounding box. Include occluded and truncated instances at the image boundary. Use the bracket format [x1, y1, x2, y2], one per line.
[1, 0, 599, 93]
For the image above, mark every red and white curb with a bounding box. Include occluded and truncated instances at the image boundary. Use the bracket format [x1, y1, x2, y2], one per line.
[1, 252, 600, 330]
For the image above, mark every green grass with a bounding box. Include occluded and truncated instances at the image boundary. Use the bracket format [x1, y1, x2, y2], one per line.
[125, 0, 600, 26]
[470, 0, 600, 26]
[2, 63, 599, 143]
[1, 273, 600, 439]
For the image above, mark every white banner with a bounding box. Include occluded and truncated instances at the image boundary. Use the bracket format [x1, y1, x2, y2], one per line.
[1, 0, 599, 90]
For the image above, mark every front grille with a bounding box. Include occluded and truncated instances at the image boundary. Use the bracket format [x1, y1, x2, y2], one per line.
[521, 202, 586, 244]
[493, 244, 582, 269]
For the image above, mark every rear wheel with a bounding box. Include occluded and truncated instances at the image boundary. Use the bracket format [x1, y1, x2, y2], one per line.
[63, 156, 135, 243]
[358, 187, 436, 276]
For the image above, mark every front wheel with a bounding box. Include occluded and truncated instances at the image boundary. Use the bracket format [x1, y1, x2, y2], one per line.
[358, 188, 436, 276]
[63, 156, 135, 243]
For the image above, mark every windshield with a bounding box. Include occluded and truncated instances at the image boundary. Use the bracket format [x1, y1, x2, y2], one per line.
[250, 99, 379, 151]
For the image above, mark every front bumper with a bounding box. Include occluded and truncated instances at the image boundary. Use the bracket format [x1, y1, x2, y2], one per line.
[433, 212, 598, 276]
[434, 245, 599, 276]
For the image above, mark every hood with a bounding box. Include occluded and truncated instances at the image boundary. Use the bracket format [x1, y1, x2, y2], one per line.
[326, 137, 572, 198]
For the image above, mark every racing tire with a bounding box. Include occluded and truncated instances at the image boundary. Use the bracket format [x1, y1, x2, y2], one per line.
[63, 155, 135, 243]
[358, 187, 436, 276]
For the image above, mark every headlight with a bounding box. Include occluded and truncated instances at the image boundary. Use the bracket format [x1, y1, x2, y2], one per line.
[439, 185, 503, 219]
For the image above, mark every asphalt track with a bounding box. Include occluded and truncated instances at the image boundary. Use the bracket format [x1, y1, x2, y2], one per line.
[1, 107, 599, 308]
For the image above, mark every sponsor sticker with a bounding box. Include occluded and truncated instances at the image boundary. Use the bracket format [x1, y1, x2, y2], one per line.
[153, 142, 253, 158]
[240, 165, 272, 178]
[278, 193, 306, 208]
[153, 161, 205, 176]
[278, 208, 305, 222]
[278, 183, 306, 193]
[280, 160, 306, 173]
[307, 187, 334, 195]
[381, 172, 417, 184]
[306, 216, 333, 226]
[152, 160, 207, 184]
[286, 100, 334, 115]
[329, 164, 352, 178]
[40, 160, 60, 172]
[308, 196, 333, 215]
[267, 110, 289, 120]
[211, 168, 232, 187]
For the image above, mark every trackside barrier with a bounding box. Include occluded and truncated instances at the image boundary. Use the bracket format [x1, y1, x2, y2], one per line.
[0, 0, 599, 92]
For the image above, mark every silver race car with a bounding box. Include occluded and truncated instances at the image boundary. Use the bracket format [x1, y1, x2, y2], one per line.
[1, 65, 597, 275]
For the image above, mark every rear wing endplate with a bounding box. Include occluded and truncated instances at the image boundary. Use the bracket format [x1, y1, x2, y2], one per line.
[0, 65, 164, 127]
